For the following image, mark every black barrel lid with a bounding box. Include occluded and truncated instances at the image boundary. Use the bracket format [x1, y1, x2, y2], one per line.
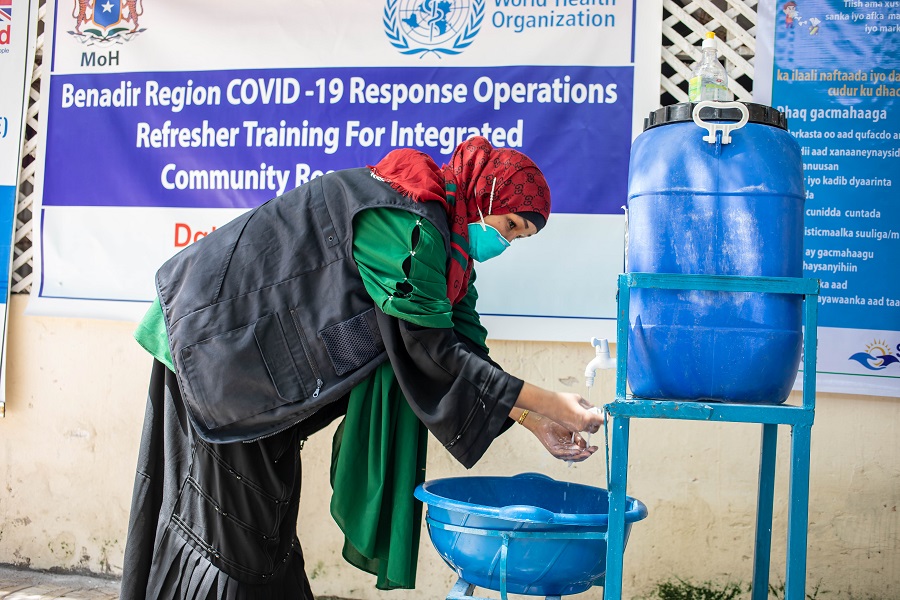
[643, 102, 788, 131]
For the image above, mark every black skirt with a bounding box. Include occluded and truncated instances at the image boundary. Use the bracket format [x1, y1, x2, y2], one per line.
[120, 311, 519, 599]
[120, 360, 316, 599]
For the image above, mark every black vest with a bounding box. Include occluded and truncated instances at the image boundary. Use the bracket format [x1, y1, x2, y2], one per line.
[156, 168, 451, 443]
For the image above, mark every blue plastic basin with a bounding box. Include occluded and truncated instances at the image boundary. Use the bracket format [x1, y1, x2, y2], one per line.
[414, 473, 648, 596]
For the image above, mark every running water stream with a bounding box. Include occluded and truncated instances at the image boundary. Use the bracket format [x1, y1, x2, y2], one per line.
[568, 386, 593, 467]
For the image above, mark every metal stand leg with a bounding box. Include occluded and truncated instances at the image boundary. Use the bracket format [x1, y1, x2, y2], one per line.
[447, 578, 477, 599]
[445, 576, 562, 600]
[603, 416, 631, 600]
[752, 423, 778, 600]
[786, 424, 812, 599]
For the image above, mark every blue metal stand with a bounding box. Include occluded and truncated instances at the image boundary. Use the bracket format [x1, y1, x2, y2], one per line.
[445, 577, 562, 600]
[430, 517, 606, 600]
[603, 273, 819, 600]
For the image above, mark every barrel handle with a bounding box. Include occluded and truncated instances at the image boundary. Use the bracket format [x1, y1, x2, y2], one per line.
[692, 101, 749, 145]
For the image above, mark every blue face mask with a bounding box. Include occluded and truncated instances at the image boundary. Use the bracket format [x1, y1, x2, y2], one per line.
[467, 177, 511, 262]
[468, 218, 510, 262]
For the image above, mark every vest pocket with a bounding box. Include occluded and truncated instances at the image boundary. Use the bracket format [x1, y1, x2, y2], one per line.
[179, 313, 309, 431]
[318, 308, 384, 376]
[254, 312, 305, 401]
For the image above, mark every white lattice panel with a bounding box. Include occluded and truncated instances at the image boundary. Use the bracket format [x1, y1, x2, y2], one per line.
[662, 0, 759, 103]
[11, 0, 44, 294]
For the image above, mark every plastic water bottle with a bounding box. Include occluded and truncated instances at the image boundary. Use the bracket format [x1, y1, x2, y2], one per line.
[688, 32, 732, 102]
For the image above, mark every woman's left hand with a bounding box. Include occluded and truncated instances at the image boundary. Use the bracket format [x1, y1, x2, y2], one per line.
[522, 411, 598, 462]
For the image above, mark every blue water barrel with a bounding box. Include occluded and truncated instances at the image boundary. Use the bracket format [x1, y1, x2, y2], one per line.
[626, 102, 804, 404]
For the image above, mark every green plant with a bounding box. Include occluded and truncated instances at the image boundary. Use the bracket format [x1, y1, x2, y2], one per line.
[644, 576, 892, 600]
[648, 578, 747, 600]
[766, 579, 822, 600]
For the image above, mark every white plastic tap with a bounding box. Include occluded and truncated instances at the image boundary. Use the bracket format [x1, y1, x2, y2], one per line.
[584, 337, 616, 387]
[566, 339, 615, 468]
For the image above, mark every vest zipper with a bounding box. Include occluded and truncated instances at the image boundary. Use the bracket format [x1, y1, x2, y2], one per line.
[245, 419, 304, 443]
[244, 311, 324, 445]
[289, 309, 323, 398]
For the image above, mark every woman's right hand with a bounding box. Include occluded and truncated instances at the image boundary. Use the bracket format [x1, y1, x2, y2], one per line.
[516, 383, 605, 434]
[551, 391, 605, 434]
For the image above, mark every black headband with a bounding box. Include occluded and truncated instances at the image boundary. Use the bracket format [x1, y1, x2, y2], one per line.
[518, 211, 546, 232]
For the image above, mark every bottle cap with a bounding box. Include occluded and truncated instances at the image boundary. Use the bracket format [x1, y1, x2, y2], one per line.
[702, 31, 717, 49]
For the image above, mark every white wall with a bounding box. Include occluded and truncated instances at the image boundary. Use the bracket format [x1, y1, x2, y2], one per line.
[0, 295, 897, 598]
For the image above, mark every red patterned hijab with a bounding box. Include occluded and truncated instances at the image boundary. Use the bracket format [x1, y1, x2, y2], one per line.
[369, 136, 551, 304]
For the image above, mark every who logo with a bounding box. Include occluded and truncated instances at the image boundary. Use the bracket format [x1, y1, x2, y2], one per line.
[383, 0, 484, 57]
[70, 0, 146, 44]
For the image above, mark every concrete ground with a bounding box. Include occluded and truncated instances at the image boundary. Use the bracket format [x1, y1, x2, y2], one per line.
[0, 565, 120, 599]
[0, 565, 356, 599]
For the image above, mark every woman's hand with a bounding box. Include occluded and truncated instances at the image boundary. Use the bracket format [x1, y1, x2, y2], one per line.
[553, 391, 605, 434]
[516, 383, 605, 435]
[519, 411, 598, 462]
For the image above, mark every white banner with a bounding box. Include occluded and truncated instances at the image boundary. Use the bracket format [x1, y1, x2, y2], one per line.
[29, 0, 663, 343]
[0, 0, 37, 415]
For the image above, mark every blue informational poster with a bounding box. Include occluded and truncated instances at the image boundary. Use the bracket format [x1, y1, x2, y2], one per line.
[0, 183, 10, 417]
[756, 0, 899, 396]
[0, 188, 11, 304]
[30, 0, 664, 342]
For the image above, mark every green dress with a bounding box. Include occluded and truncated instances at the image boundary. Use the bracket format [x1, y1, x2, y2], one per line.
[134, 206, 489, 590]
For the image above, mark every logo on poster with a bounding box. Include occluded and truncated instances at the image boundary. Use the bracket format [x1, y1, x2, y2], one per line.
[0, 0, 13, 49]
[849, 339, 900, 371]
[70, 0, 145, 44]
[384, 0, 484, 56]
[780, 2, 824, 37]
